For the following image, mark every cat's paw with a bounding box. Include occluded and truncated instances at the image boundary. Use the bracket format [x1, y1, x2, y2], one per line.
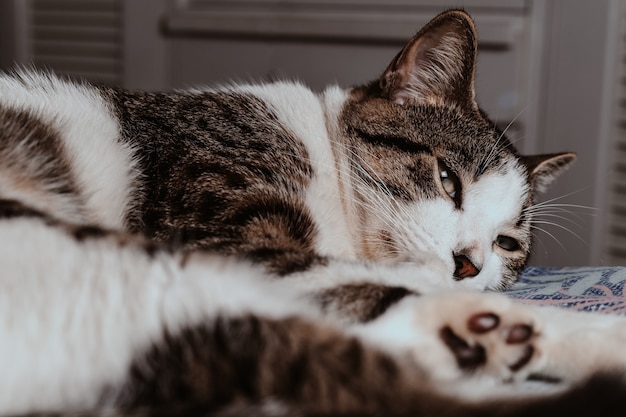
[438, 303, 537, 381]
[356, 289, 626, 388]
[354, 291, 544, 384]
[424, 292, 626, 386]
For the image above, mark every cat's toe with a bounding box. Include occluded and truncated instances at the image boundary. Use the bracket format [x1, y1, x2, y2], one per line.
[440, 325, 487, 370]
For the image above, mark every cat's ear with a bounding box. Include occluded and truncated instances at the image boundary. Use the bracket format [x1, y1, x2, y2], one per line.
[522, 153, 577, 194]
[379, 10, 478, 109]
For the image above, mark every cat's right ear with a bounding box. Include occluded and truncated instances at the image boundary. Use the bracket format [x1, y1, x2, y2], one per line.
[379, 10, 478, 110]
[522, 152, 577, 194]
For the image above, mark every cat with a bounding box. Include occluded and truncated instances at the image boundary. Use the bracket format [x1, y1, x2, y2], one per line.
[1, 8, 625, 417]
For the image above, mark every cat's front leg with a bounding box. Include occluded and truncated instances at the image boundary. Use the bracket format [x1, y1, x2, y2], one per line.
[351, 291, 626, 388]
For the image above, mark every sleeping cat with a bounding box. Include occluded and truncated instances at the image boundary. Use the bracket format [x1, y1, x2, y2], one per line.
[1, 8, 625, 417]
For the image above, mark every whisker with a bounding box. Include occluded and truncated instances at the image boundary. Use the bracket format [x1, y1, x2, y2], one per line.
[531, 212, 588, 228]
[280, 154, 408, 252]
[526, 203, 598, 213]
[524, 206, 598, 227]
[530, 225, 569, 253]
[531, 220, 589, 247]
[525, 202, 597, 215]
[530, 231, 550, 258]
[524, 204, 598, 212]
[527, 187, 595, 209]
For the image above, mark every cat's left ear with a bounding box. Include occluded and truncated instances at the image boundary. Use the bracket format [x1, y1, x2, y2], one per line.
[522, 153, 577, 194]
[379, 10, 478, 109]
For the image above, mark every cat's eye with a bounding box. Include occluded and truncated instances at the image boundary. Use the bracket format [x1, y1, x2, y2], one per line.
[438, 160, 462, 206]
[495, 235, 520, 252]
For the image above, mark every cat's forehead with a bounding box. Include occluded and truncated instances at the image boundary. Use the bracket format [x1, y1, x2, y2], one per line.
[342, 98, 518, 178]
[469, 158, 529, 213]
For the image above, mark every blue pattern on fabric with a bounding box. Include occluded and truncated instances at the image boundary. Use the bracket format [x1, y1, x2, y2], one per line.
[503, 267, 626, 314]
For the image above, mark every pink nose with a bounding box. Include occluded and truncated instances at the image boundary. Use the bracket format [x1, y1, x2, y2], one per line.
[453, 254, 480, 280]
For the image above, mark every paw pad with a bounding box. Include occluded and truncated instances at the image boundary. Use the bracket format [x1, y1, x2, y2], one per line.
[505, 323, 533, 344]
[468, 312, 499, 333]
[440, 326, 486, 369]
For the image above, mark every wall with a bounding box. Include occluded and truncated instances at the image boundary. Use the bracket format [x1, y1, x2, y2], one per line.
[530, 0, 614, 266]
[0, 1, 20, 70]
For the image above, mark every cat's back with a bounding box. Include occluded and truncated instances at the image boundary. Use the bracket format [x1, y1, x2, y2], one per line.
[0, 72, 356, 266]
[103, 80, 355, 266]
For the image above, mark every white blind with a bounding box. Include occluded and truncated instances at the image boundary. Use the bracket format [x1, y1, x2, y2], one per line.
[602, 9, 626, 263]
[27, 0, 123, 86]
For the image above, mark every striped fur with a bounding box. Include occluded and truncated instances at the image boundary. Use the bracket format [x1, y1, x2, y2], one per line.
[1, 9, 619, 417]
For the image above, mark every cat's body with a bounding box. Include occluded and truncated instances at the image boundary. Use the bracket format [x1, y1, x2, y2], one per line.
[103, 80, 532, 287]
[1, 9, 626, 417]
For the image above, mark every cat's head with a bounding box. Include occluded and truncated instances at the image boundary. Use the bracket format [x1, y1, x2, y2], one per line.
[337, 10, 575, 290]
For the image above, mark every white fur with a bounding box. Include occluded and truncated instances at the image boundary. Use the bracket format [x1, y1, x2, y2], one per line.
[0, 71, 138, 228]
[0, 217, 315, 414]
[231, 82, 359, 260]
[276, 255, 451, 302]
[8, 215, 626, 412]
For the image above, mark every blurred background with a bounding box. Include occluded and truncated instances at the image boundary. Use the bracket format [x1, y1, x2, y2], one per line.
[0, 0, 624, 267]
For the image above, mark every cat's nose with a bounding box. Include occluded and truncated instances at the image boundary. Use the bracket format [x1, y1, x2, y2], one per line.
[453, 253, 481, 280]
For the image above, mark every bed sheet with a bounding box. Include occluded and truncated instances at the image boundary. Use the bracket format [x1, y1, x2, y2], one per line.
[505, 266, 626, 314]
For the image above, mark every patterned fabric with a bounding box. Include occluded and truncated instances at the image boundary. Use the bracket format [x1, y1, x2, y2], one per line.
[504, 266, 626, 314]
